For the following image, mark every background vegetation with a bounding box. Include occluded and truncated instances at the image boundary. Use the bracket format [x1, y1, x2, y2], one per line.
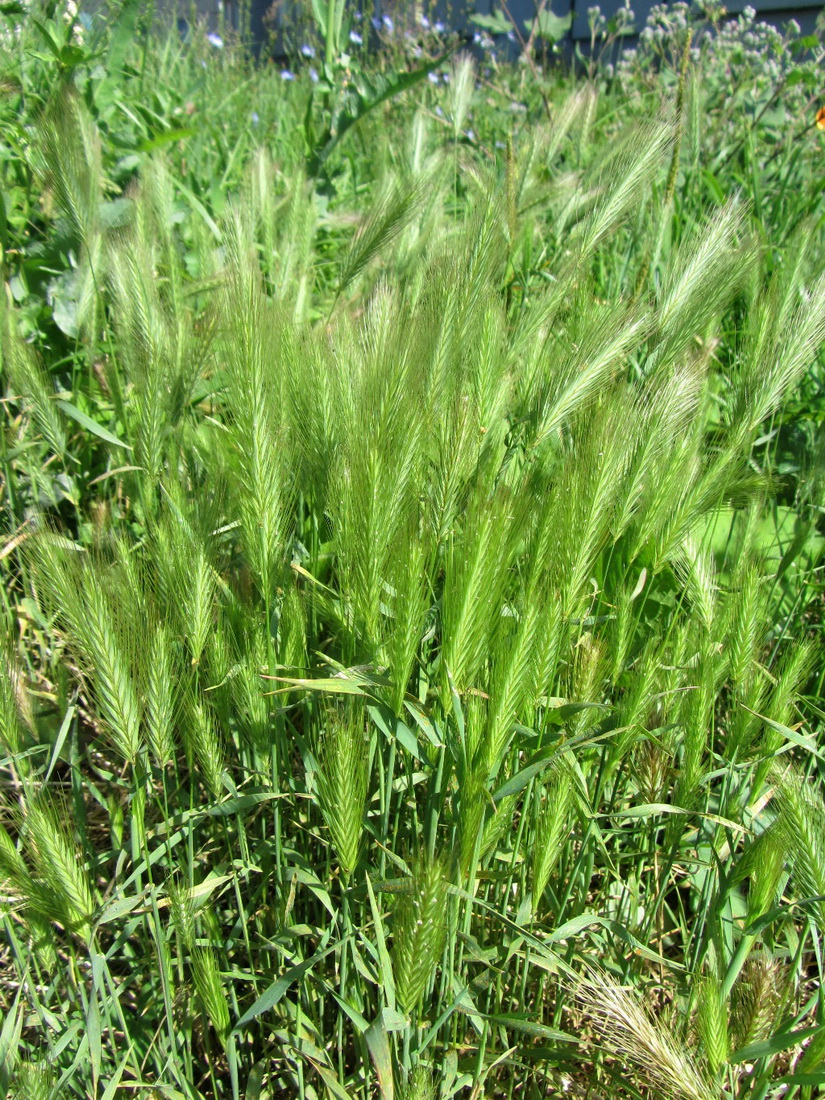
[1, 1, 825, 1097]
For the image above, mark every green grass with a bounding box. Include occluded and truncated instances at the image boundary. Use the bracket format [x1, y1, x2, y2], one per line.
[2, 2, 825, 1098]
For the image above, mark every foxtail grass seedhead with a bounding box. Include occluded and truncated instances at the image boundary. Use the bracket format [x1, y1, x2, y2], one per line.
[743, 826, 787, 923]
[144, 624, 176, 768]
[167, 876, 196, 950]
[458, 762, 487, 878]
[382, 535, 430, 716]
[574, 966, 716, 1100]
[731, 273, 825, 448]
[9, 1061, 56, 1100]
[579, 122, 673, 259]
[654, 202, 752, 369]
[730, 955, 784, 1054]
[773, 764, 825, 923]
[0, 823, 58, 969]
[393, 856, 449, 1016]
[0, 656, 24, 759]
[532, 768, 574, 911]
[726, 565, 764, 693]
[485, 595, 546, 768]
[448, 53, 475, 137]
[192, 947, 231, 1046]
[337, 176, 424, 297]
[670, 533, 717, 633]
[315, 703, 370, 878]
[26, 799, 94, 940]
[0, 821, 33, 897]
[37, 89, 103, 247]
[32, 540, 142, 764]
[481, 791, 518, 861]
[185, 698, 225, 799]
[695, 973, 729, 1076]
[400, 1065, 436, 1100]
[3, 327, 67, 461]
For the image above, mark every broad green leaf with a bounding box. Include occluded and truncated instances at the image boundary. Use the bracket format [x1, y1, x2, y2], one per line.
[470, 11, 511, 34]
[528, 9, 573, 41]
[365, 1013, 394, 1100]
[742, 705, 824, 762]
[139, 127, 197, 153]
[233, 937, 340, 1031]
[481, 1013, 575, 1043]
[729, 1024, 824, 1064]
[56, 399, 131, 450]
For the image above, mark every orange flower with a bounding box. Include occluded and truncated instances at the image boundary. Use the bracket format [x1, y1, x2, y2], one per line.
[817, 106, 825, 131]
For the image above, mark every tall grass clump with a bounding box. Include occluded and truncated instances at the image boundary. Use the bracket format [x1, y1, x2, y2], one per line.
[1, 3, 825, 1097]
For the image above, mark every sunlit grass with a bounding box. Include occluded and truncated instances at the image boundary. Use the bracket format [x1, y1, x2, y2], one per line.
[1, 4, 825, 1098]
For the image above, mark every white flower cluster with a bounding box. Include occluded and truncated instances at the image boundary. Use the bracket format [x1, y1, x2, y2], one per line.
[2, 0, 87, 47]
[587, 0, 635, 53]
[0, 0, 29, 47]
[609, 0, 809, 101]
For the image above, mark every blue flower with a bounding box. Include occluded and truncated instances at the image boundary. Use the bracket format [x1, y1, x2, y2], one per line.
[207, 32, 224, 48]
[382, 14, 394, 31]
[349, 30, 363, 44]
[427, 71, 439, 84]
[371, 16, 381, 30]
[434, 20, 445, 33]
[251, 111, 260, 124]
[281, 69, 296, 80]
[309, 67, 319, 82]
[301, 43, 315, 57]
[419, 13, 430, 28]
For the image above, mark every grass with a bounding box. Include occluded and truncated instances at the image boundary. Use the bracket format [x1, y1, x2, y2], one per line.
[2, 2, 825, 1098]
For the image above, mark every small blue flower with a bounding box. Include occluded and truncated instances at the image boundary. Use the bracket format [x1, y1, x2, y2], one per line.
[309, 67, 319, 82]
[419, 13, 430, 28]
[372, 16, 381, 30]
[251, 111, 260, 124]
[466, 129, 475, 141]
[434, 20, 445, 33]
[281, 69, 296, 80]
[427, 71, 439, 84]
[301, 43, 315, 57]
[435, 105, 443, 117]
[382, 14, 394, 31]
[207, 31, 224, 48]
[349, 29, 363, 44]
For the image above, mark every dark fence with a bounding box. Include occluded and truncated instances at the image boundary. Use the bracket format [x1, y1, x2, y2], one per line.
[470, 0, 823, 41]
[172, 0, 824, 48]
